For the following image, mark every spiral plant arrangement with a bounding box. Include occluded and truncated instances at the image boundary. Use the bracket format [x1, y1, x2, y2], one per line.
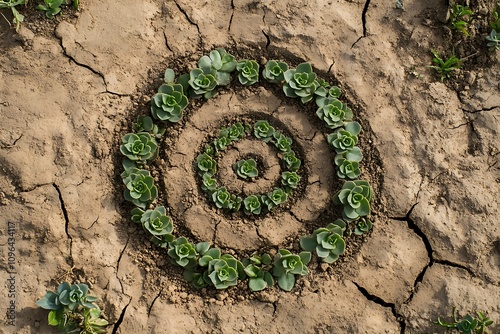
[119, 48, 374, 292]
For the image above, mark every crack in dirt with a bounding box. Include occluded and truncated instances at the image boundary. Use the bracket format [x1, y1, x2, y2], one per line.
[351, 0, 371, 47]
[55, 31, 126, 96]
[466, 105, 500, 113]
[116, 237, 130, 273]
[0, 134, 22, 149]
[53, 183, 74, 267]
[83, 216, 99, 230]
[173, 0, 202, 38]
[262, 30, 271, 49]
[228, 0, 235, 32]
[163, 31, 173, 53]
[353, 281, 405, 333]
[112, 300, 131, 334]
[147, 289, 163, 317]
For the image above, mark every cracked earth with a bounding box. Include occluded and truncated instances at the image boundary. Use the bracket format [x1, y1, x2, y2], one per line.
[0, 0, 499, 333]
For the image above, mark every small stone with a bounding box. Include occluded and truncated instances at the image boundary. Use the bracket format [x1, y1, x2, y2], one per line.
[209, 298, 216, 303]
[179, 292, 188, 299]
[320, 263, 329, 271]
[216, 293, 227, 301]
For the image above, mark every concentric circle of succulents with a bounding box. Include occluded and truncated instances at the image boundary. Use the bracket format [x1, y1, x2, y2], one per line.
[263, 60, 288, 83]
[234, 158, 259, 179]
[151, 84, 188, 122]
[283, 62, 320, 103]
[334, 180, 373, 221]
[236, 60, 259, 86]
[188, 68, 218, 99]
[120, 51, 374, 293]
[120, 132, 158, 163]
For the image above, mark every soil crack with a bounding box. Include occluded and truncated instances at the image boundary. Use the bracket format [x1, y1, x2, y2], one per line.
[351, 0, 371, 48]
[53, 183, 74, 267]
[147, 289, 163, 317]
[0, 134, 22, 149]
[228, 0, 235, 32]
[163, 31, 173, 53]
[112, 300, 131, 334]
[116, 237, 130, 272]
[173, 0, 201, 37]
[353, 281, 405, 333]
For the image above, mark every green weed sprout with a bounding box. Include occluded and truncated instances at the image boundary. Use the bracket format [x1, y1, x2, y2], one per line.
[429, 50, 461, 81]
[449, 4, 473, 36]
[272, 249, 311, 291]
[243, 253, 274, 291]
[300, 219, 346, 263]
[490, 3, 500, 31]
[234, 158, 258, 179]
[0, 0, 25, 31]
[434, 306, 494, 333]
[36, 282, 108, 334]
[198, 48, 237, 86]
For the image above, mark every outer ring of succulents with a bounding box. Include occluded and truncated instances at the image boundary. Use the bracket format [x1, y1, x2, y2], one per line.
[119, 51, 374, 292]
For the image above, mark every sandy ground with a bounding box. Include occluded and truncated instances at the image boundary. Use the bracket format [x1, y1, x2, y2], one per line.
[0, 0, 499, 333]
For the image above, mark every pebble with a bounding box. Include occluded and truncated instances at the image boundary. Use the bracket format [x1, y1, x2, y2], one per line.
[216, 293, 227, 301]
[320, 263, 329, 271]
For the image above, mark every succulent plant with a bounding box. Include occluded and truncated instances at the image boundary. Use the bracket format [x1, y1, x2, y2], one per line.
[253, 120, 275, 142]
[201, 173, 218, 192]
[236, 60, 259, 86]
[213, 135, 229, 152]
[198, 48, 237, 85]
[334, 156, 361, 179]
[243, 195, 262, 215]
[151, 84, 188, 122]
[234, 158, 258, 179]
[354, 217, 373, 235]
[228, 193, 243, 212]
[188, 68, 218, 99]
[434, 306, 494, 334]
[130, 207, 145, 223]
[300, 219, 346, 263]
[122, 168, 158, 209]
[36, 282, 97, 312]
[316, 97, 353, 129]
[140, 206, 174, 241]
[333, 180, 373, 221]
[281, 171, 301, 192]
[120, 132, 158, 163]
[283, 62, 320, 103]
[486, 29, 500, 51]
[262, 60, 289, 83]
[263, 188, 288, 211]
[183, 270, 208, 289]
[221, 122, 245, 142]
[132, 115, 165, 138]
[35, 0, 63, 18]
[196, 153, 217, 175]
[167, 237, 199, 268]
[282, 151, 301, 172]
[199, 248, 245, 289]
[272, 249, 311, 291]
[273, 132, 293, 153]
[327, 122, 362, 154]
[243, 253, 274, 291]
[212, 187, 232, 209]
[36, 282, 107, 334]
[327, 85, 342, 98]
